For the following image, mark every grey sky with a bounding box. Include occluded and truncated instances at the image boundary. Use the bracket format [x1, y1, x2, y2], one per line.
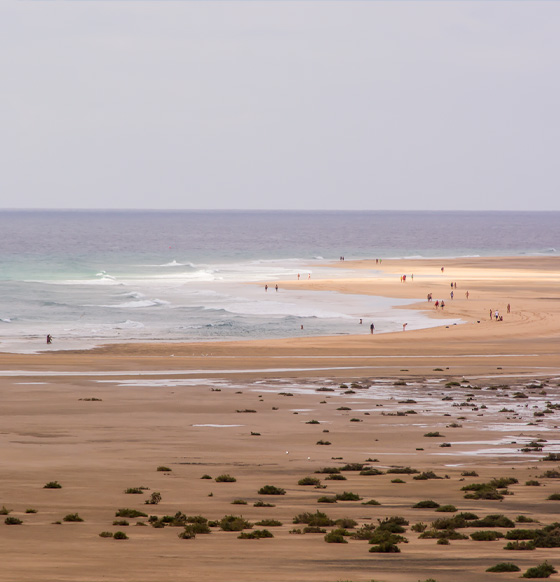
[1, 1, 559, 211]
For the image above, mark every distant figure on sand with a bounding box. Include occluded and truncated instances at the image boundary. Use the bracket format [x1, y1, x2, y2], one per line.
[370, 323, 374, 334]
[490, 308, 493, 320]
[297, 273, 300, 280]
[465, 291, 469, 299]
[450, 290, 454, 300]
[435, 300, 439, 309]
[507, 303, 511, 313]
[359, 318, 362, 325]
[402, 323, 407, 331]
[265, 284, 268, 292]
[441, 300, 445, 309]
[275, 284, 278, 292]
[495, 310, 499, 320]
[46, 334, 53, 344]
[441, 267, 444, 273]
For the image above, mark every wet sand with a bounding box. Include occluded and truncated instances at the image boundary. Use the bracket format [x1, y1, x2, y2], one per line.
[0, 256, 559, 582]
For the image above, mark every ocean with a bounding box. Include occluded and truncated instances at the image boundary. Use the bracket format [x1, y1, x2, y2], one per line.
[0, 210, 558, 353]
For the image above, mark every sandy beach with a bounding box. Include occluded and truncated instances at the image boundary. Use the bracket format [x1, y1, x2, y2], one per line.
[1, 256, 559, 582]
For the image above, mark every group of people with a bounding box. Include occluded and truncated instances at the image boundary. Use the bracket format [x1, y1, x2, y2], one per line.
[264, 284, 279, 292]
[400, 274, 413, 282]
[490, 304, 511, 321]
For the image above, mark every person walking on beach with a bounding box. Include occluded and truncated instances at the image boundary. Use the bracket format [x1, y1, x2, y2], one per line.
[495, 309, 499, 320]
[507, 303, 511, 313]
[450, 290, 454, 300]
[46, 334, 53, 344]
[465, 291, 469, 299]
[435, 300, 439, 309]
[441, 300, 445, 309]
[370, 323, 374, 334]
[489, 308, 493, 320]
[265, 284, 268, 292]
[402, 323, 407, 331]
[275, 284, 278, 292]
[297, 273, 300, 280]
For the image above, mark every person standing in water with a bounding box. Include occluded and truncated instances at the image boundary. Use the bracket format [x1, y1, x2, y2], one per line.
[370, 323, 374, 334]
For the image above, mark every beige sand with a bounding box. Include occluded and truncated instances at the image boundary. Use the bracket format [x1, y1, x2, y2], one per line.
[0, 256, 559, 582]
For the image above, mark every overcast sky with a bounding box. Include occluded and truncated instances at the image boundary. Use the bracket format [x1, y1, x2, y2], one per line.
[1, 1, 559, 211]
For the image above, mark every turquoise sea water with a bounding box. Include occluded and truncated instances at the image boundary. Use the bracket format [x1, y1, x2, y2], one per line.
[0, 210, 557, 352]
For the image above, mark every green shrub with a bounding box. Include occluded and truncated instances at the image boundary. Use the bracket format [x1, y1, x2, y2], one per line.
[303, 526, 326, 533]
[201, 474, 212, 479]
[219, 515, 252, 531]
[232, 499, 247, 505]
[255, 519, 282, 527]
[411, 522, 427, 533]
[369, 542, 400, 552]
[258, 485, 286, 495]
[215, 474, 236, 482]
[470, 530, 504, 541]
[124, 487, 146, 494]
[113, 520, 129, 526]
[157, 466, 171, 472]
[413, 471, 443, 480]
[526, 480, 541, 486]
[335, 491, 361, 501]
[306, 420, 320, 424]
[387, 466, 419, 474]
[326, 474, 347, 481]
[298, 477, 321, 486]
[25, 509, 37, 514]
[99, 531, 113, 538]
[359, 468, 384, 476]
[540, 469, 560, 478]
[145, 492, 161, 505]
[324, 530, 348, 543]
[63, 513, 83, 522]
[424, 432, 444, 437]
[184, 522, 211, 534]
[391, 478, 405, 483]
[253, 501, 275, 507]
[517, 515, 538, 523]
[472, 514, 515, 528]
[315, 467, 340, 474]
[113, 531, 128, 540]
[522, 562, 557, 578]
[115, 508, 147, 518]
[461, 470, 478, 477]
[317, 496, 337, 503]
[238, 529, 273, 539]
[0, 506, 11, 515]
[413, 500, 440, 509]
[5, 517, 22, 525]
[504, 541, 536, 550]
[505, 529, 540, 540]
[43, 481, 62, 489]
[316, 440, 331, 445]
[437, 537, 450, 545]
[436, 505, 457, 513]
[178, 529, 196, 539]
[362, 499, 381, 506]
[293, 511, 334, 527]
[486, 562, 520, 572]
[547, 493, 560, 500]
